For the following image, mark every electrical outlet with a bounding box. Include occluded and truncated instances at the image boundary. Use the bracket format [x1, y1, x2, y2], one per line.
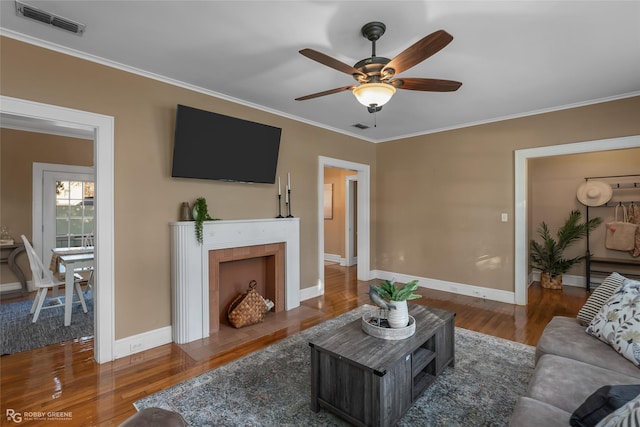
[501, 213, 508, 222]
[130, 342, 143, 353]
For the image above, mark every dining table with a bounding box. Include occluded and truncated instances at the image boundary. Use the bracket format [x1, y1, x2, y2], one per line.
[50, 246, 94, 326]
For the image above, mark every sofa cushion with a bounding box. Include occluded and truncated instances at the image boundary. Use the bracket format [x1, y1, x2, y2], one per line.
[526, 355, 639, 414]
[577, 273, 627, 326]
[586, 278, 640, 367]
[509, 396, 571, 427]
[536, 316, 640, 378]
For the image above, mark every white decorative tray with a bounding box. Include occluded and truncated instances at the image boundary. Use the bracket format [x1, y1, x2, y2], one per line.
[361, 311, 416, 340]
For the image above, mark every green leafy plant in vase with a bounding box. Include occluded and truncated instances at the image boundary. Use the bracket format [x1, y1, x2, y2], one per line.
[369, 280, 422, 328]
[192, 197, 216, 244]
[529, 209, 602, 290]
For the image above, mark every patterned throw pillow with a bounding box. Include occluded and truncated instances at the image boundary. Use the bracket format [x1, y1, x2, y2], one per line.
[586, 279, 640, 367]
[596, 393, 640, 427]
[577, 273, 627, 326]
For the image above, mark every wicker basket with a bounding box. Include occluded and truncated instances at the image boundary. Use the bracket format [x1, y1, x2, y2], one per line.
[227, 280, 269, 328]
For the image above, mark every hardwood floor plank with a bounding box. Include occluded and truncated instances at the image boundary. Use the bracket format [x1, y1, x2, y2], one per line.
[1, 264, 588, 425]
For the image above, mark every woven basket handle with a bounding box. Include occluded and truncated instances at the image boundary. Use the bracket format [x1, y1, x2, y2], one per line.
[227, 280, 259, 315]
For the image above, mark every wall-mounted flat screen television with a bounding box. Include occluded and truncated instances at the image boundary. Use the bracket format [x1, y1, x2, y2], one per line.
[171, 104, 282, 184]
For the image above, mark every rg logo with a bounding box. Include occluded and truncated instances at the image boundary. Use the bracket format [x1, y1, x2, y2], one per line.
[6, 409, 22, 423]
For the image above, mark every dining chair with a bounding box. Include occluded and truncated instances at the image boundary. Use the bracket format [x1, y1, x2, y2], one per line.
[20, 235, 88, 323]
[80, 233, 95, 298]
[82, 233, 94, 247]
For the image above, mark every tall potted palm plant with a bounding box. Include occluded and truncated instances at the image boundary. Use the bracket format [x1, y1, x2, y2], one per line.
[530, 209, 602, 289]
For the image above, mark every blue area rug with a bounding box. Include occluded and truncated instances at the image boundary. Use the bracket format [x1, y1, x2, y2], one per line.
[135, 305, 535, 426]
[0, 293, 93, 355]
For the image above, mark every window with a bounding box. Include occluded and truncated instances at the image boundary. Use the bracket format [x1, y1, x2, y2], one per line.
[55, 180, 94, 248]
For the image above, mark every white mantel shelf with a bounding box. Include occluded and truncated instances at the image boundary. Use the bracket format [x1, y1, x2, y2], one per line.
[170, 218, 300, 344]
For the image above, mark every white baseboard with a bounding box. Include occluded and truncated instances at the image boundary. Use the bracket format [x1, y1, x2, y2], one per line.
[0, 282, 23, 293]
[324, 253, 346, 265]
[371, 270, 516, 304]
[299, 283, 323, 301]
[114, 326, 173, 359]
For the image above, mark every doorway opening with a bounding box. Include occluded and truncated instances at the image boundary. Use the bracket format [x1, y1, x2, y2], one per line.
[323, 167, 358, 267]
[1, 95, 115, 363]
[317, 156, 371, 297]
[514, 135, 640, 305]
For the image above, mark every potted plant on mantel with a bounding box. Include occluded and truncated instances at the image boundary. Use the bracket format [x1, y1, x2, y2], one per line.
[192, 197, 219, 244]
[529, 209, 602, 290]
[370, 280, 422, 328]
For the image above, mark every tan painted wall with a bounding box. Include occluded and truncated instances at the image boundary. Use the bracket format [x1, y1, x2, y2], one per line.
[0, 37, 377, 339]
[530, 149, 640, 278]
[376, 97, 640, 292]
[2, 34, 639, 340]
[324, 167, 357, 258]
[0, 129, 93, 285]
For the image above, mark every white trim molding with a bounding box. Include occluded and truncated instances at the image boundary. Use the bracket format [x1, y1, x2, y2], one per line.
[372, 270, 516, 304]
[318, 157, 372, 299]
[1, 95, 115, 364]
[114, 326, 173, 359]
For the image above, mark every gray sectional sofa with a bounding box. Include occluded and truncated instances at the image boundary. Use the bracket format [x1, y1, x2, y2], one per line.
[510, 316, 640, 426]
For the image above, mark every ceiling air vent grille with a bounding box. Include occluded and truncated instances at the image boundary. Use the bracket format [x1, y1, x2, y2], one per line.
[352, 123, 370, 130]
[15, 1, 85, 35]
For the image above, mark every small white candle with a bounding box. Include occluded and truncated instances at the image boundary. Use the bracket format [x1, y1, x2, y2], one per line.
[288, 172, 291, 190]
[278, 177, 281, 195]
[285, 185, 289, 203]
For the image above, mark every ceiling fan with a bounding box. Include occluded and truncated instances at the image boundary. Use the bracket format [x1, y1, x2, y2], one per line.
[295, 22, 462, 113]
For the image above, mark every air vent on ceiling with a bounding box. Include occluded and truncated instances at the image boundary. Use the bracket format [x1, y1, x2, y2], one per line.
[15, 1, 85, 35]
[352, 123, 370, 130]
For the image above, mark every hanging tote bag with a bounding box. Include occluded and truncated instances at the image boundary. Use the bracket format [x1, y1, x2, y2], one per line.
[605, 204, 639, 251]
[627, 202, 640, 257]
[227, 280, 269, 328]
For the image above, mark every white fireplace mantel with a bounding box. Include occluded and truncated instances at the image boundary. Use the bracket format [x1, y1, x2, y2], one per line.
[170, 218, 300, 344]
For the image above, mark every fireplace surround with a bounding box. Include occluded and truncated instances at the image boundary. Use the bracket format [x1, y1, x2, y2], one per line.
[170, 218, 300, 344]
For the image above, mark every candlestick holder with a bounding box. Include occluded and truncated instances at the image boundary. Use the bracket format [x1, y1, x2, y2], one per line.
[276, 194, 283, 218]
[286, 189, 294, 218]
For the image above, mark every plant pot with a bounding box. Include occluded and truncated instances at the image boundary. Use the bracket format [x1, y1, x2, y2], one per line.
[540, 272, 563, 290]
[387, 300, 409, 328]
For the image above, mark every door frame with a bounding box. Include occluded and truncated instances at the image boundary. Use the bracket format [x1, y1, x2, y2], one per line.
[1, 95, 115, 363]
[344, 174, 358, 267]
[514, 134, 640, 305]
[318, 156, 371, 295]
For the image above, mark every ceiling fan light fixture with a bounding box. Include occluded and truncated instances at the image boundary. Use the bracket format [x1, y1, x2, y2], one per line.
[352, 83, 396, 107]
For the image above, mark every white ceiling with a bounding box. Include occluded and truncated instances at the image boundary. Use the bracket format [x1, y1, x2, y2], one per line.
[1, 1, 639, 143]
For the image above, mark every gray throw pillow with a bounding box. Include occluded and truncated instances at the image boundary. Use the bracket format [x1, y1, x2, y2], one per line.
[576, 272, 626, 326]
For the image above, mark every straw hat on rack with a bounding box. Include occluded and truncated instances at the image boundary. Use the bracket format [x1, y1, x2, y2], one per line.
[576, 180, 613, 207]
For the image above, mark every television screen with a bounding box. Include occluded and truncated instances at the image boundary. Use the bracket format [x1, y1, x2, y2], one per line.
[171, 105, 282, 184]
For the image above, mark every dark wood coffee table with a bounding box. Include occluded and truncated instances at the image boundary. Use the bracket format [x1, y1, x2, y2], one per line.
[309, 304, 455, 427]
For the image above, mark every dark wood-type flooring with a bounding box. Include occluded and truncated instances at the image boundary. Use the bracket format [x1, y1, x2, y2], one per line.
[0, 264, 588, 426]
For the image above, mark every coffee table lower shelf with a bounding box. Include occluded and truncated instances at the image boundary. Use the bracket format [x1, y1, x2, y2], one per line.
[309, 305, 455, 427]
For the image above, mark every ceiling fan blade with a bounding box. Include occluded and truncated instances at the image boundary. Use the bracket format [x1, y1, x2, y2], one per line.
[391, 78, 462, 92]
[382, 30, 453, 76]
[299, 48, 366, 77]
[295, 85, 355, 101]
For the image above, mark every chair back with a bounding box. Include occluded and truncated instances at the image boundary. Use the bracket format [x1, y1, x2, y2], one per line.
[20, 235, 58, 288]
[82, 233, 94, 247]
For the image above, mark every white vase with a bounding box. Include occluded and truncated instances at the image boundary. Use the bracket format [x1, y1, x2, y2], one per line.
[387, 300, 409, 328]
